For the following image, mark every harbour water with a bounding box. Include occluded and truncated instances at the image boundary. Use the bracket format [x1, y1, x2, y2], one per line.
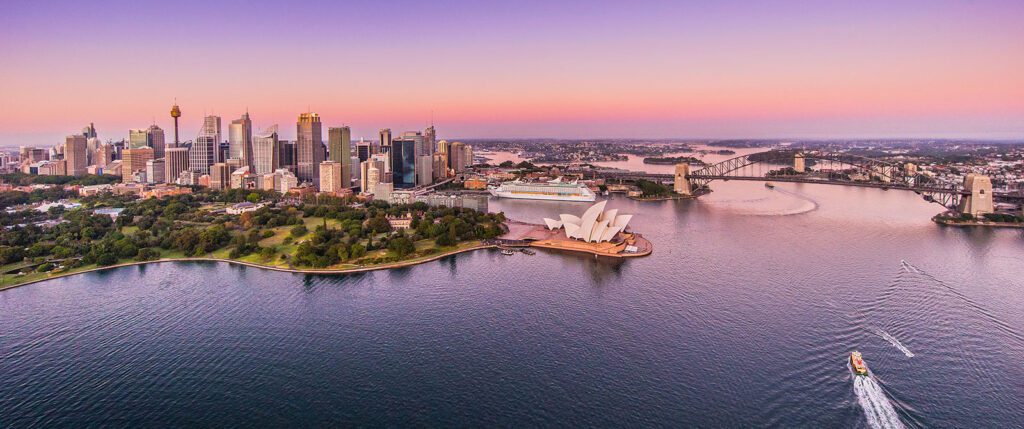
[2, 179, 1023, 426]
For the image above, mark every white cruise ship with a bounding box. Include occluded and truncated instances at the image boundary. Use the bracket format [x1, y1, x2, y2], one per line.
[488, 178, 597, 202]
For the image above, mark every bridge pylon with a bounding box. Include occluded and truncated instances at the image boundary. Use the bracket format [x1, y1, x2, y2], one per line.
[674, 163, 692, 195]
[959, 173, 993, 216]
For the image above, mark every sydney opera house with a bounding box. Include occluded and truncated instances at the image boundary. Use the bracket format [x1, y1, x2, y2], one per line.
[542, 201, 632, 243]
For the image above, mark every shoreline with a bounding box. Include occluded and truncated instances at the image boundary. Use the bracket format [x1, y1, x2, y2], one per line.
[627, 194, 695, 202]
[0, 243, 497, 292]
[932, 217, 1024, 228]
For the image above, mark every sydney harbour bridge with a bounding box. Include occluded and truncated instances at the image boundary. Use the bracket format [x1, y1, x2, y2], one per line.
[596, 150, 1024, 214]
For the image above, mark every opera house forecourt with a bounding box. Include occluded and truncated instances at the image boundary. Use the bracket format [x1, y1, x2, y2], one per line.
[502, 201, 652, 257]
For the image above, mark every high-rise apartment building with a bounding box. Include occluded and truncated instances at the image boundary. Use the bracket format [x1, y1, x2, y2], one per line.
[228, 112, 253, 168]
[164, 147, 189, 183]
[318, 161, 343, 193]
[252, 125, 279, 175]
[122, 147, 154, 183]
[64, 135, 88, 176]
[328, 126, 351, 189]
[296, 113, 324, 184]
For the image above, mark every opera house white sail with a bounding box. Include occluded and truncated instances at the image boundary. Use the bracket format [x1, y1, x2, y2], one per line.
[542, 200, 633, 243]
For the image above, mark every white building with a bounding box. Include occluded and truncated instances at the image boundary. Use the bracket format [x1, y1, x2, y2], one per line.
[543, 200, 632, 243]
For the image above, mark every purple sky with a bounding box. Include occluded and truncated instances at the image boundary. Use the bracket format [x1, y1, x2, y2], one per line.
[2, 0, 1023, 144]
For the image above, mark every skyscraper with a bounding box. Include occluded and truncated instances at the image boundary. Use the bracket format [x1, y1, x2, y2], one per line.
[209, 162, 230, 190]
[228, 112, 253, 168]
[401, 131, 425, 154]
[146, 159, 165, 183]
[448, 141, 464, 172]
[127, 125, 165, 158]
[189, 134, 217, 175]
[360, 159, 384, 193]
[82, 123, 97, 139]
[296, 112, 323, 184]
[86, 136, 101, 166]
[356, 140, 373, 163]
[436, 140, 450, 177]
[148, 125, 165, 159]
[122, 147, 154, 183]
[424, 125, 436, 156]
[164, 147, 189, 183]
[202, 115, 222, 140]
[463, 144, 474, 170]
[328, 126, 351, 189]
[202, 115, 222, 161]
[417, 155, 433, 186]
[366, 163, 381, 194]
[64, 134, 88, 176]
[278, 140, 296, 173]
[391, 136, 417, 189]
[96, 143, 114, 167]
[252, 125, 279, 175]
[129, 129, 149, 149]
[379, 128, 392, 155]
[319, 161, 343, 193]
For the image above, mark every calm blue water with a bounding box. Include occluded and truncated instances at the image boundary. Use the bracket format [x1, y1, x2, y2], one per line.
[2, 181, 1023, 427]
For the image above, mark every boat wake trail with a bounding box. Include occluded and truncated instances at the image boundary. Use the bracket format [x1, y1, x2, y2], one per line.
[872, 327, 914, 357]
[899, 260, 920, 273]
[853, 374, 906, 429]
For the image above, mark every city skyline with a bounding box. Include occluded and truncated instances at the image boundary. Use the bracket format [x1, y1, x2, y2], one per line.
[2, 0, 1024, 145]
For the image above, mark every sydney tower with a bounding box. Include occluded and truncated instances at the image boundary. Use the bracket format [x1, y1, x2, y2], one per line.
[170, 102, 181, 146]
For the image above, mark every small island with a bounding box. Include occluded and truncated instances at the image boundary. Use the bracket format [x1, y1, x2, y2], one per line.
[932, 211, 1024, 228]
[625, 179, 694, 201]
[643, 156, 705, 165]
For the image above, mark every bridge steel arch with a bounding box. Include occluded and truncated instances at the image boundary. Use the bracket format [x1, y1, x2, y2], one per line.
[687, 151, 966, 209]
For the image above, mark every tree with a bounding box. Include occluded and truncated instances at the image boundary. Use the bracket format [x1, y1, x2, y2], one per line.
[290, 225, 308, 238]
[435, 224, 458, 247]
[246, 192, 261, 204]
[367, 215, 392, 234]
[95, 253, 118, 266]
[258, 247, 276, 261]
[388, 237, 415, 258]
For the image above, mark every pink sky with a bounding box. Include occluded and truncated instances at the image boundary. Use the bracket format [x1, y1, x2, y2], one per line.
[1, 0, 1023, 144]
